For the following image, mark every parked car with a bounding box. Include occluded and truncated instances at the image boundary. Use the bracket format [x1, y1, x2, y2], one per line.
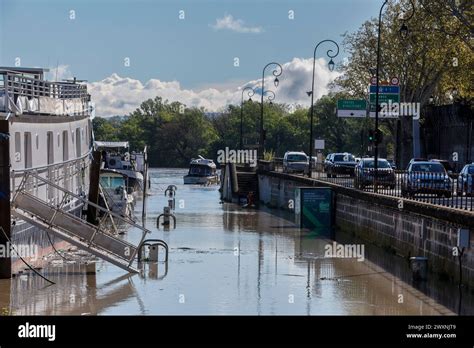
[430, 159, 457, 178]
[457, 163, 474, 196]
[283, 151, 309, 174]
[354, 158, 395, 189]
[324, 153, 357, 178]
[401, 161, 451, 198]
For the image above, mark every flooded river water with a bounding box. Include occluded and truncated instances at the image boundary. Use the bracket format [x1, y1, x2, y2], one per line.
[0, 168, 472, 315]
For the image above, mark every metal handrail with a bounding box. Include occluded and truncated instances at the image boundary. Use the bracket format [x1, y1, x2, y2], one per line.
[4, 72, 88, 100]
[15, 170, 159, 267]
[11, 148, 92, 175]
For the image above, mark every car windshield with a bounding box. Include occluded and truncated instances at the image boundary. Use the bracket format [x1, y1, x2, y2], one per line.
[334, 154, 355, 162]
[363, 160, 391, 168]
[287, 154, 307, 162]
[467, 166, 474, 174]
[411, 163, 445, 173]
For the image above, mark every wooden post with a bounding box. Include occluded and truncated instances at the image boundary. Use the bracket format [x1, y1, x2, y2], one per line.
[0, 120, 11, 279]
[87, 150, 102, 225]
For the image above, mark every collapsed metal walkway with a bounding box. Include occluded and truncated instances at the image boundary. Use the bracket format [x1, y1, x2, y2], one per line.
[11, 171, 168, 273]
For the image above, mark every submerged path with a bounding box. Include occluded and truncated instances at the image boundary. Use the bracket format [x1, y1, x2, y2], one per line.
[1, 169, 469, 315]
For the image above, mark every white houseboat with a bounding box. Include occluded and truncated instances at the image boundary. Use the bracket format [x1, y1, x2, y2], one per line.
[0, 66, 93, 274]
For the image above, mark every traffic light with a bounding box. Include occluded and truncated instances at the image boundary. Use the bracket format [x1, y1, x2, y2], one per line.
[368, 129, 383, 144]
[368, 129, 374, 143]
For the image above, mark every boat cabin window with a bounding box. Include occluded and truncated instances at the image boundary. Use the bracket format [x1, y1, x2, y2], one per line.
[100, 175, 125, 189]
[24, 132, 32, 168]
[47, 131, 54, 164]
[75, 128, 81, 158]
[190, 165, 213, 176]
[14, 132, 21, 162]
[62, 131, 69, 161]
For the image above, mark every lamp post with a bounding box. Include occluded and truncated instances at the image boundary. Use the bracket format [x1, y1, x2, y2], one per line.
[307, 39, 339, 177]
[240, 87, 255, 150]
[373, 0, 415, 191]
[259, 62, 283, 158]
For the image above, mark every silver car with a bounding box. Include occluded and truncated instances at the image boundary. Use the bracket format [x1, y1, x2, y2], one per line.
[283, 151, 309, 174]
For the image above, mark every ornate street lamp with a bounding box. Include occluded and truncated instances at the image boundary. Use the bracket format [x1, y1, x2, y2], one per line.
[308, 39, 340, 177]
[259, 62, 283, 158]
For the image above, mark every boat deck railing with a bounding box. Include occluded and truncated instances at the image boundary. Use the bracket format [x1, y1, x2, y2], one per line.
[0, 70, 90, 116]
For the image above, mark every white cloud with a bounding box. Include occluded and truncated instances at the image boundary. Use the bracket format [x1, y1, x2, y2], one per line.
[211, 14, 263, 34]
[88, 58, 341, 117]
[46, 64, 73, 81]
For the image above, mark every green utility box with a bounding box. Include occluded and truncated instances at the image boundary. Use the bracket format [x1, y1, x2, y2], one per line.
[295, 187, 334, 236]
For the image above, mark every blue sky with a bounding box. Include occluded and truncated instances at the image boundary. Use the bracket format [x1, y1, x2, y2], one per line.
[1, 0, 381, 115]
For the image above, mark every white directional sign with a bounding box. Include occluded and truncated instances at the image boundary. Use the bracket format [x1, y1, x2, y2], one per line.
[337, 99, 367, 118]
[337, 109, 367, 117]
[314, 139, 325, 150]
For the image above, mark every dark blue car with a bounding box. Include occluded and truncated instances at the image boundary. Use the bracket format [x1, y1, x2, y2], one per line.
[401, 161, 451, 198]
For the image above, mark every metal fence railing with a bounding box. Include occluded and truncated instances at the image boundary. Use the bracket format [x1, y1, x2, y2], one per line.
[262, 159, 474, 211]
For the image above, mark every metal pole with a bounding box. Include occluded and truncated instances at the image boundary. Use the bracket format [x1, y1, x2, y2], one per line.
[260, 69, 266, 158]
[0, 120, 11, 279]
[240, 97, 243, 150]
[142, 146, 148, 222]
[241, 87, 255, 151]
[374, 0, 389, 192]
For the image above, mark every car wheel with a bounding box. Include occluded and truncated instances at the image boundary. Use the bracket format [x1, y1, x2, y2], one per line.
[444, 192, 452, 198]
[389, 185, 395, 190]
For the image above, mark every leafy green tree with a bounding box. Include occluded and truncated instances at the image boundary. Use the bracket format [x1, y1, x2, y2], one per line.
[336, 0, 473, 166]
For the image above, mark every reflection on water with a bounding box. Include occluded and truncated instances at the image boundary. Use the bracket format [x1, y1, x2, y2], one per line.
[0, 168, 470, 315]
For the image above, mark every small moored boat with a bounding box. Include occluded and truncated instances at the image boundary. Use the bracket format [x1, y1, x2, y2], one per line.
[183, 156, 219, 185]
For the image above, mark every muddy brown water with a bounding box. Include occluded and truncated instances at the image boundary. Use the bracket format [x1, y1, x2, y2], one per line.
[0, 168, 472, 315]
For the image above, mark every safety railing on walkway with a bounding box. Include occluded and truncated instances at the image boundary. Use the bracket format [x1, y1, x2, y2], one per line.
[259, 160, 474, 211]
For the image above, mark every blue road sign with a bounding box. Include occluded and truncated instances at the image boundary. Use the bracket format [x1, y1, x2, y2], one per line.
[369, 85, 400, 94]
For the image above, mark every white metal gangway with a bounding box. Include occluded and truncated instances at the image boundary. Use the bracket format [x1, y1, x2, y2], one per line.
[11, 170, 168, 273]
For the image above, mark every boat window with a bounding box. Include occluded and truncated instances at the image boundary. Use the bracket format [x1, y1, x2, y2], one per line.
[100, 176, 124, 188]
[62, 130, 69, 161]
[47, 131, 54, 164]
[14, 132, 21, 162]
[24, 132, 32, 168]
[190, 165, 212, 176]
[75, 128, 81, 158]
